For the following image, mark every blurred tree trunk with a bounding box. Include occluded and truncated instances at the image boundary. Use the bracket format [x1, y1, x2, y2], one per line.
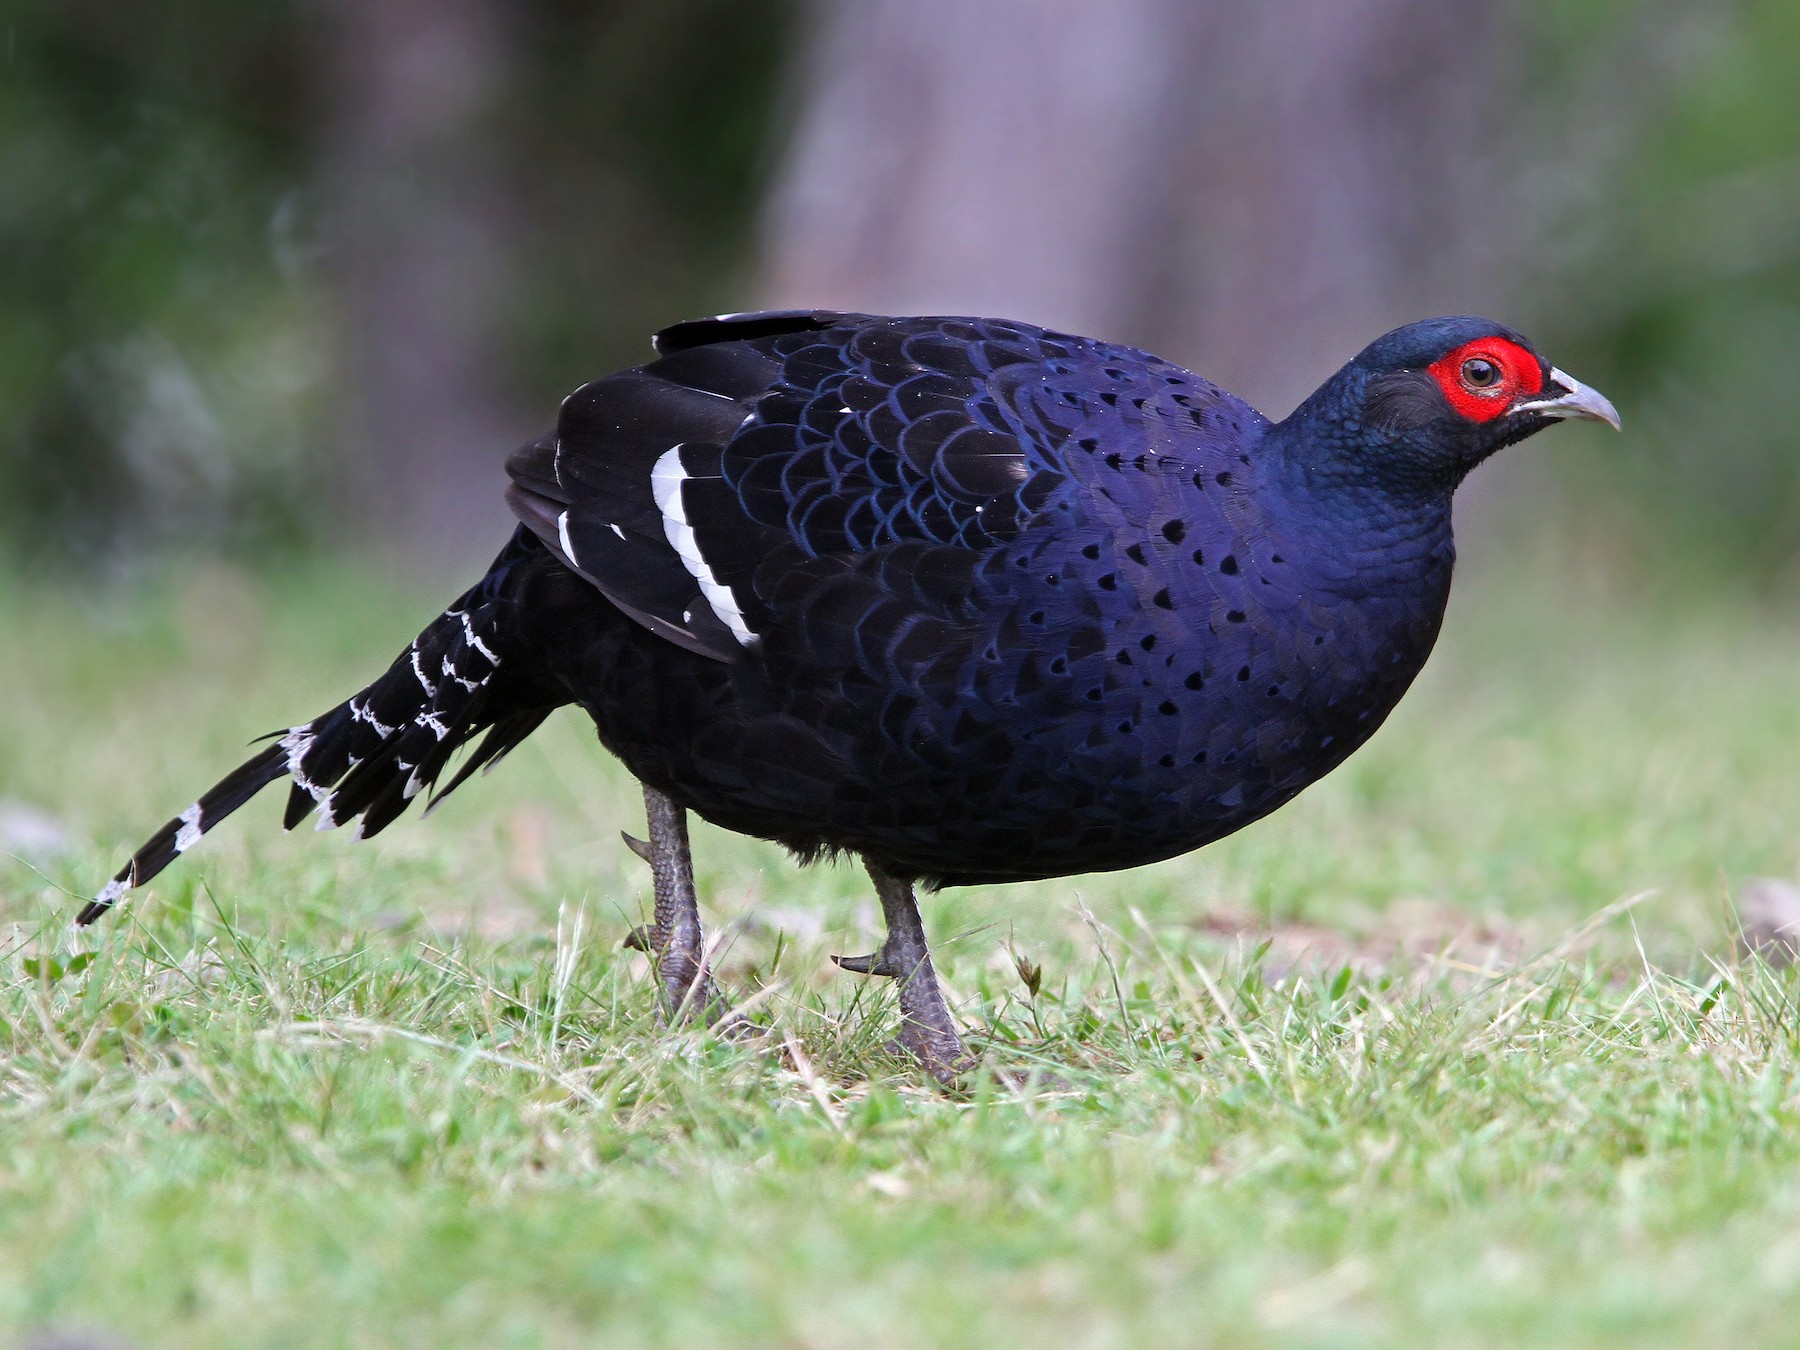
[316, 0, 521, 572]
[760, 0, 1520, 419]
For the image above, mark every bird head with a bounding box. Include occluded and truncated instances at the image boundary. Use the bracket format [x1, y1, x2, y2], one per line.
[1278, 316, 1620, 500]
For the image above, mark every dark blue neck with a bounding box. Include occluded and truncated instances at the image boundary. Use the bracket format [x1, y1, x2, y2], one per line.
[1258, 396, 1459, 592]
[1266, 379, 1464, 508]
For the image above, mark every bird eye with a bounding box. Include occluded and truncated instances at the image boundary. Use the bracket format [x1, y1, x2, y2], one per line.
[1461, 357, 1501, 389]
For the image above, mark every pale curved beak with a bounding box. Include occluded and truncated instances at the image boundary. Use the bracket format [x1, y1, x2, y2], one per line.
[1512, 367, 1621, 431]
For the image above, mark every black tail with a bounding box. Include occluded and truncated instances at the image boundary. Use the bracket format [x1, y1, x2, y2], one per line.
[80, 532, 565, 925]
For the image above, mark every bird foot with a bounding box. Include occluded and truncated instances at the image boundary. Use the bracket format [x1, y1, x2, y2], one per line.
[661, 960, 740, 1033]
[834, 942, 971, 1084]
[887, 1019, 974, 1086]
[622, 925, 738, 1031]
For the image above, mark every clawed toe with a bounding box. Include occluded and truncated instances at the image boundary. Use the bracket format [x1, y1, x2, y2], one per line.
[831, 950, 897, 977]
[622, 923, 733, 1025]
[661, 966, 734, 1029]
[889, 1024, 973, 1086]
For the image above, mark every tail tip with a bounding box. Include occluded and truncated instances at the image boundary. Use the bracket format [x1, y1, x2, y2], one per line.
[75, 876, 128, 926]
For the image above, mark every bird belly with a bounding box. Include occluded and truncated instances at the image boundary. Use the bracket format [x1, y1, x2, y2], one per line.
[571, 576, 1444, 887]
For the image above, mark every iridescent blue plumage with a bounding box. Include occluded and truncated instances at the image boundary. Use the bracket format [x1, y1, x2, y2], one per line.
[88, 308, 1619, 1076]
[505, 312, 1474, 884]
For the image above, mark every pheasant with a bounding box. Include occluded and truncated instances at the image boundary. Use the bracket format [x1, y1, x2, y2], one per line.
[85, 310, 1619, 1079]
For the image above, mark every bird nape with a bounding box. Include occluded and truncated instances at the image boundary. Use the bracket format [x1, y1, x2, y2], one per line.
[85, 311, 1619, 1082]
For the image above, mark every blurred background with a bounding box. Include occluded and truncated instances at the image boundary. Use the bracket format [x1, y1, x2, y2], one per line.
[3, 0, 1798, 585]
[11, 8, 1800, 1339]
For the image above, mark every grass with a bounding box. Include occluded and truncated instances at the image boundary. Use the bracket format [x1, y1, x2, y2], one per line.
[6, 538, 1800, 1347]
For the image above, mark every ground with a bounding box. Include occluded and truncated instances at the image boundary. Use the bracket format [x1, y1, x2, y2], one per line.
[5, 537, 1800, 1349]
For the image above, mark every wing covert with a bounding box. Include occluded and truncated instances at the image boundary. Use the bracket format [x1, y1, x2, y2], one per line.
[505, 310, 1253, 664]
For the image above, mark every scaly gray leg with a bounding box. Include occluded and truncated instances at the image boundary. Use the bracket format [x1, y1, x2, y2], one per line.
[622, 784, 732, 1027]
[833, 860, 971, 1082]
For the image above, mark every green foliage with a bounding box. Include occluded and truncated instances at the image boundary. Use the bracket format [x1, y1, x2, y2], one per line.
[1524, 1, 1800, 583]
[0, 2, 321, 564]
[499, 1, 796, 403]
[0, 0, 795, 570]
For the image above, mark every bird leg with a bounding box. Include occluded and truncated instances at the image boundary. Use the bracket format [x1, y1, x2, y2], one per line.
[623, 784, 733, 1028]
[833, 862, 971, 1082]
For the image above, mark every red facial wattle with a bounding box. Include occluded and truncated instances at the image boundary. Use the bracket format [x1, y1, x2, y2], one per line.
[1424, 338, 1544, 423]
